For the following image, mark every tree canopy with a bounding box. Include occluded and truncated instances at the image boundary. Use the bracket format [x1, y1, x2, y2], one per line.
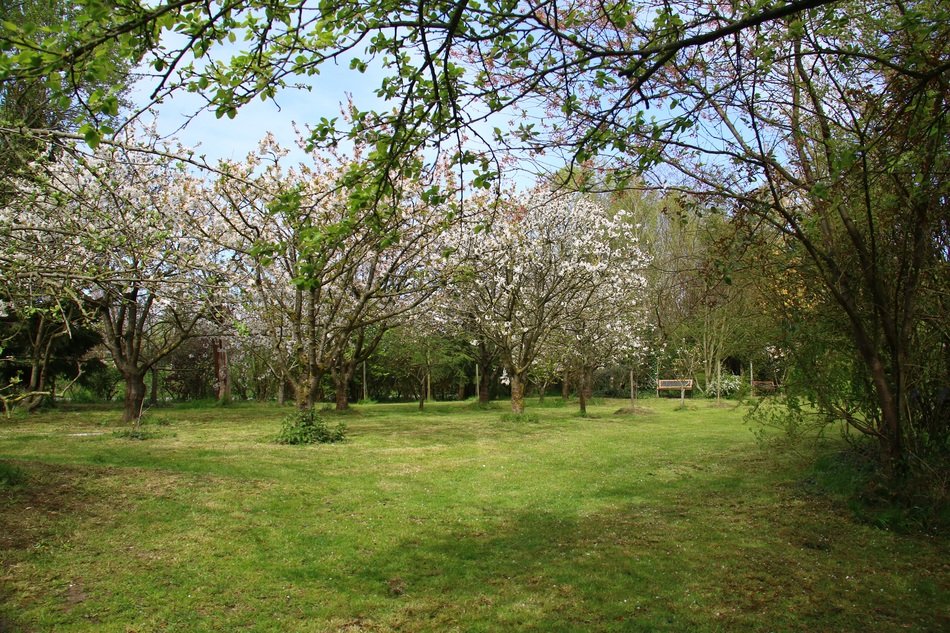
[0, 1, 870, 172]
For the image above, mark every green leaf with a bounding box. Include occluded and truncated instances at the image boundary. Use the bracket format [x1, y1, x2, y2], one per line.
[79, 124, 100, 149]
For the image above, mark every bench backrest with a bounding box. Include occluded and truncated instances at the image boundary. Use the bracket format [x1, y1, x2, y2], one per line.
[657, 379, 693, 389]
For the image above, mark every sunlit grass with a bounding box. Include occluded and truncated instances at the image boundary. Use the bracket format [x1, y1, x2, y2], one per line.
[1, 398, 946, 632]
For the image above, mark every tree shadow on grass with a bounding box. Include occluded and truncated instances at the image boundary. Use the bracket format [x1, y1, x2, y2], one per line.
[347, 467, 950, 633]
[347, 503, 727, 632]
[0, 462, 107, 631]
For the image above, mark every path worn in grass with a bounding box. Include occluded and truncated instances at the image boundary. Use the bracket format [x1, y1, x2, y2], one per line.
[1, 399, 946, 632]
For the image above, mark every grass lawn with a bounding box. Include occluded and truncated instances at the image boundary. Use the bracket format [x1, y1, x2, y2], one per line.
[0, 398, 946, 632]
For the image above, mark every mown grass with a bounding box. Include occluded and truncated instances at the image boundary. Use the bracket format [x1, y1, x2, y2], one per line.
[0, 398, 946, 632]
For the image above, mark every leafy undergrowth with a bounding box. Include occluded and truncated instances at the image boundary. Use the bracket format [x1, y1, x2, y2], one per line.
[276, 408, 346, 445]
[0, 460, 25, 486]
[112, 428, 171, 441]
[801, 447, 950, 535]
[0, 398, 946, 632]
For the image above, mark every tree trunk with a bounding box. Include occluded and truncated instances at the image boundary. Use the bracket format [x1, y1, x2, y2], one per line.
[865, 352, 904, 474]
[25, 321, 56, 412]
[702, 316, 712, 394]
[510, 372, 526, 414]
[293, 379, 310, 410]
[276, 378, 286, 406]
[561, 371, 570, 400]
[578, 368, 593, 416]
[24, 356, 48, 412]
[333, 366, 353, 411]
[716, 359, 722, 405]
[629, 368, 636, 406]
[213, 338, 231, 405]
[307, 374, 318, 409]
[478, 363, 491, 405]
[149, 366, 159, 406]
[123, 371, 147, 424]
[474, 362, 480, 401]
[335, 382, 349, 410]
[362, 361, 369, 402]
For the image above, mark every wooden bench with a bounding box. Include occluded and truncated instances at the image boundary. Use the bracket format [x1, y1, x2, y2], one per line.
[752, 380, 776, 394]
[657, 379, 693, 402]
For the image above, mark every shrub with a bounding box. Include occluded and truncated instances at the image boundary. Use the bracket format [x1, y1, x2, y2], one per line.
[113, 428, 166, 440]
[745, 394, 826, 446]
[276, 408, 346, 445]
[803, 445, 949, 534]
[0, 461, 25, 487]
[65, 386, 99, 404]
[500, 412, 540, 423]
[702, 373, 745, 398]
[468, 399, 500, 410]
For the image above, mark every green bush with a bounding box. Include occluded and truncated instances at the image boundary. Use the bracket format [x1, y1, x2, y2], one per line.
[803, 446, 948, 534]
[499, 412, 540, 423]
[65, 385, 99, 404]
[276, 408, 346, 445]
[466, 399, 500, 410]
[0, 461, 25, 487]
[113, 428, 166, 440]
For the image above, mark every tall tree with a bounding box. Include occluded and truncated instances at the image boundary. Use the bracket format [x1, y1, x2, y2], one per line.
[211, 136, 456, 410]
[0, 126, 228, 422]
[647, 1, 949, 475]
[0, 0, 138, 411]
[447, 189, 648, 414]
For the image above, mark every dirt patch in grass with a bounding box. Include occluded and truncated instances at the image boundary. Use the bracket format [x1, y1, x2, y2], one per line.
[0, 462, 110, 632]
[63, 580, 89, 610]
[0, 461, 101, 553]
[614, 406, 656, 415]
[0, 460, 223, 557]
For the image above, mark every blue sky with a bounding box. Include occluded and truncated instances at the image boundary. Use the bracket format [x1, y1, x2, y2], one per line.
[130, 57, 387, 165]
[127, 37, 556, 190]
